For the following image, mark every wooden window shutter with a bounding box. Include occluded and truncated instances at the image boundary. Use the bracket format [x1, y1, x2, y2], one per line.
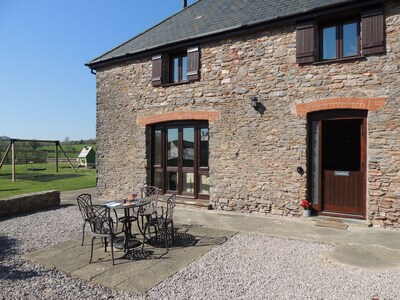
[152, 54, 162, 86]
[296, 22, 315, 64]
[361, 8, 385, 55]
[187, 46, 200, 81]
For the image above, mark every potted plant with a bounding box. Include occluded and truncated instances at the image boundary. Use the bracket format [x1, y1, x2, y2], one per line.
[301, 199, 312, 217]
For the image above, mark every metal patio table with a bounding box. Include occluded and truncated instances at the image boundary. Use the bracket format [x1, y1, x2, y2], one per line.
[104, 198, 150, 252]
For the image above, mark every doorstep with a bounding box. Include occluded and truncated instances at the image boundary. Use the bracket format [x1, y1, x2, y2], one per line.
[311, 215, 371, 228]
[160, 195, 210, 209]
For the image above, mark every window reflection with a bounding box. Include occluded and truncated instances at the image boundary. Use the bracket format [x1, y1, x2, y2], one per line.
[200, 128, 209, 167]
[183, 172, 194, 193]
[200, 174, 210, 195]
[171, 54, 187, 83]
[321, 20, 359, 61]
[167, 128, 178, 166]
[322, 26, 337, 60]
[154, 172, 163, 190]
[183, 128, 194, 167]
[173, 57, 179, 82]
[182, 55, 187, 81]
[154, 129, 162, 166]
[343, 22, 357, 57]
[168, 172, 178, 191]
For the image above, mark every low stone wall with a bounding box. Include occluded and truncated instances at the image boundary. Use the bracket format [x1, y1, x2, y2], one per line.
[0, 191, 61, 218]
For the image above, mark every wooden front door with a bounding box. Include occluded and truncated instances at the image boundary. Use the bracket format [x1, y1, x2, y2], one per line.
[308, 110, 366, 218]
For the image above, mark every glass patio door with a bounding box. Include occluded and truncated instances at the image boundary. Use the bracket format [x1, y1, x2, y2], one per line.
[152, 121, 209, 200]
[166, 126, 195, 196]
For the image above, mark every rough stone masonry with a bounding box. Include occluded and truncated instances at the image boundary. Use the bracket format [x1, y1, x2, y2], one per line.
[95, 1, 400, 228]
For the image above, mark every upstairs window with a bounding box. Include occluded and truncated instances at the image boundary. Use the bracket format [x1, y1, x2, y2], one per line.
[296, 7, 385, 64]
[171, 53, 188, 83]
[152, 46, 199, 86]
[321, 20, 359, 61]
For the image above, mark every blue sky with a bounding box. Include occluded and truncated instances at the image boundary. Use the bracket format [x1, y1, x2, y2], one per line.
[0, 0, 196, 141]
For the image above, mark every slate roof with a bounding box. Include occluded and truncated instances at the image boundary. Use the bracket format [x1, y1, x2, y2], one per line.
[87, 0, 364, 67]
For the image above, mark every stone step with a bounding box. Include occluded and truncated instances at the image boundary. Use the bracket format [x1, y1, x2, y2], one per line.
[159, 195, 210, 210]
[312, 215, 371, 228]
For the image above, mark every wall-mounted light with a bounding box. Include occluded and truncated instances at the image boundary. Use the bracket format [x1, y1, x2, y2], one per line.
[250, 96, 259, 110]
[297, 166, 304, 176]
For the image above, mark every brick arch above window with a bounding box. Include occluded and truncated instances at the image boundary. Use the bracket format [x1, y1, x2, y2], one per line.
[296, 97, 386, 117]
[137, 111, 221, 126]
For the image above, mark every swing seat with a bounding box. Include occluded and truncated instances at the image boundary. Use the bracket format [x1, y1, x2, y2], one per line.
[24, 150, 48, 171]
[27, 167, 46, 171]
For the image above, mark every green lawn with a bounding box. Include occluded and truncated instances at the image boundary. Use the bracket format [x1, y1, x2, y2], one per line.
[0, 141, 96, 160]
[0, 162, 96, 199]
[32, 143, 96, 159]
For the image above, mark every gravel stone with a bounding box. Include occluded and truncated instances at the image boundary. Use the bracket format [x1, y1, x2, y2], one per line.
[147, 233, 400, 300]
[1, 206, 400, 299]
[0, 206, 137, 300]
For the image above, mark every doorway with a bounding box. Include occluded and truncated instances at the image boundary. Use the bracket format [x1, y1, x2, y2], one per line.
[308, 110, 366, 218]
[151, 121, 210, 200]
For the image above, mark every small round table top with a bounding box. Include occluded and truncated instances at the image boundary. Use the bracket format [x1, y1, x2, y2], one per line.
[104, 198, 151, 209]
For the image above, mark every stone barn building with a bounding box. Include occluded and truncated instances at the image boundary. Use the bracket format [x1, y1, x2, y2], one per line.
[86, 0, 400, 228]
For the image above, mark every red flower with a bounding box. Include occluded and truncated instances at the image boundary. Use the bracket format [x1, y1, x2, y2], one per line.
[301, 200, 311, 210]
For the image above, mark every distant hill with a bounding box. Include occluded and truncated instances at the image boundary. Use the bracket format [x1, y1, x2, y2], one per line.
[0, 136, 10, 141]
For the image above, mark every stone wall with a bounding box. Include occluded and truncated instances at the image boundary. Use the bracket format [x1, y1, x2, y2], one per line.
[0, 191, 61, 218]
[95, 2, 400, 227]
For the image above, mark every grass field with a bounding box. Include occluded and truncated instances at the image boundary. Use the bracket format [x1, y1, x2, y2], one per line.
[52, 143, 96, 159]
[0, 141, 96, 161]
[0, 162, 96, 199]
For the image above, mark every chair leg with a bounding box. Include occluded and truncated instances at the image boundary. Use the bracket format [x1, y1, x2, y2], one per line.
[89, 236, 95, 264]
[111, 237, 115, 266]
[146, 216, 151, 238]
[171, 220, 175, 243]
[164, 225, 169, 251]
[81, 222, 86, 246]
[142, 223, 148, 251]
[141, 215, 145, 235]
[140, 215, 151, 241]
[154, 226, 159, 242]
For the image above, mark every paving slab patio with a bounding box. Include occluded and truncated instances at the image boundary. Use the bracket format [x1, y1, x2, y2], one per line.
[23, 222, 236, 295]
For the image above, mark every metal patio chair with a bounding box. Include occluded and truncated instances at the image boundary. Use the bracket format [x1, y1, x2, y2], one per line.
[138, 186, 160, 239]
[85, 205, 121, 266]
[76, 193, 92, 246]
[142, 194, 176, 251]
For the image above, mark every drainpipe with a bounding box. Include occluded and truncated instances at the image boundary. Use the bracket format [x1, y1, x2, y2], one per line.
[182, 0, 187, 8]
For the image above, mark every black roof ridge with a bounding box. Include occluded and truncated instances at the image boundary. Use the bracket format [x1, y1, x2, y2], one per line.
[86, 0, 202, 65]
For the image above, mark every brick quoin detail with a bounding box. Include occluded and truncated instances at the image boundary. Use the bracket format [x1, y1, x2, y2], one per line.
[296, 97, 387, 117]
[137, 111, 221, 126]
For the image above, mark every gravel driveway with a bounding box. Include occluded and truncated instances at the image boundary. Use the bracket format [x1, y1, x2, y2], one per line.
[1, 205, 399, 299]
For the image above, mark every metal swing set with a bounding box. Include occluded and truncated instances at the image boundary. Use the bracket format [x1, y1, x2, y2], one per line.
[0, 138, 76, 182]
